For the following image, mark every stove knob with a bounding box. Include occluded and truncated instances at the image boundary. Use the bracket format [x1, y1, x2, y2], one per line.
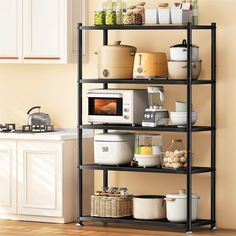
[124, 115, 129, 119]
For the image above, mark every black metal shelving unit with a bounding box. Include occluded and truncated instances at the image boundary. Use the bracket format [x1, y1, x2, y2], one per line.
[77, 23, 216, 233]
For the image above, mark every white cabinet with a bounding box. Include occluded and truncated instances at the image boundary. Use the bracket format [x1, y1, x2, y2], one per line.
[0, 141, 17, 214]
[0, 0, 87, 64]
[18, 142, 63, 217]
[0, 0, 22, 63]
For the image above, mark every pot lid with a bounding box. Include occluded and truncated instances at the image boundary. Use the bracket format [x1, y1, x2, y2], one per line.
[134, 195, 165, 199]
[166, 189, 199, 199]
[102, 41, 137, 49]
[94, 133, 134, 142]
[171, 39, 199, 48]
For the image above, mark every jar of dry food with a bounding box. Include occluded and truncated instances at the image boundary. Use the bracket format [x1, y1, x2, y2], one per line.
[105, 10, 116, 25]
[162, 139, 189, 169]
[137, 2, 146, 24]
[133, 8, 143, 25]
[123, 12, 133, 25]
[94, 11, 105, 26]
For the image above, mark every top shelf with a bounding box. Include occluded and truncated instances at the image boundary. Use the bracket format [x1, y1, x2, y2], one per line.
[80, 24, 216, 31]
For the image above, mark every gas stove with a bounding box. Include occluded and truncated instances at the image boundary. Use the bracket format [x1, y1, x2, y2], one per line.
[0, 124, 55, 133]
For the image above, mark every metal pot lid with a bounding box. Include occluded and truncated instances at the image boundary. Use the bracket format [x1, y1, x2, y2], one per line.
[170, 39, 199, 48]
[166, 189, 199, 199]
[134, 195, 165, 199]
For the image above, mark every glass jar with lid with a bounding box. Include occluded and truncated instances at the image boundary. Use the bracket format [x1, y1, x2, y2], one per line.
[162, 139, 192, 169]
[94, 11, 105, 26]
[136, 2, 146, 24]
[105, 10, 116, 25]
[123, 12, 133, 25]
[133, 8, 143, 25]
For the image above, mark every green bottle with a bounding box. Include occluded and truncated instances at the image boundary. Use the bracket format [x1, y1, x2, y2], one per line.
[192, 0, 198, 25]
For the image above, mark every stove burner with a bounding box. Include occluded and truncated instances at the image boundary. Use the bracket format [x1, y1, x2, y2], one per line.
[0, 124, 54, 133]
[0, 124, 16, 132]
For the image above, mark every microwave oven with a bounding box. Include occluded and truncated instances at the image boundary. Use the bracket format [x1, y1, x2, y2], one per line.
[87, 89, 148, 125]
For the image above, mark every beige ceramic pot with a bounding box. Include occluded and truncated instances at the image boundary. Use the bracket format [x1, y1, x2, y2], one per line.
[97, 41, 137, 79]
[168, 60, 202, 80]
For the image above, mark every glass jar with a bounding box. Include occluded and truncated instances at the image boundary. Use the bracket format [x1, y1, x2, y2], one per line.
[123, 12, 133, 25]
[105, 11, 116, 25]
[116, 0, 123, 25]
[136, 2, 146, 24]
[94, 11, 105, 26]
[133, 8, 143, 25]
[162, 139, 189, 169]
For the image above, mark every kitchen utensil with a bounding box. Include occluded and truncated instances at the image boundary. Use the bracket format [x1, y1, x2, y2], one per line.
[142, 87, 169, 127]
[96, 41, 137, 79]
[170, 112, 197, 127]
[165, 189, 199, 222]
[94, 133, 135, 165]
[134, 134, 162, 167]
[133, 195, 166, 220]
[170, 39, 199, 61]
[168, 60, 202, 80]
[133, 53, 168, 79]
[27, 106, 51, 126]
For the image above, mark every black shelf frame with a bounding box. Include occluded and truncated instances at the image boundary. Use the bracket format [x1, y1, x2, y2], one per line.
[77, 22, 217, 233]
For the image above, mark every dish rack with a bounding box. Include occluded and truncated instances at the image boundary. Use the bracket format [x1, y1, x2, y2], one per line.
[77, 23, 216, 233]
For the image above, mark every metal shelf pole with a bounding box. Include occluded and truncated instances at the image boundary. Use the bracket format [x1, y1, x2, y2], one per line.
[211, 22, 217, 229]
[186, 23, 193, 233]
[77, 23, 83, 225]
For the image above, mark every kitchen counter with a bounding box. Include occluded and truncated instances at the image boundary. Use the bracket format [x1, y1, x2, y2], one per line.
[0, 129, 94, 141]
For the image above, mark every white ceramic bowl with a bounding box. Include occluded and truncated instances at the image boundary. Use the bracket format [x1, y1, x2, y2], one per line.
[170, 112, 197, 127]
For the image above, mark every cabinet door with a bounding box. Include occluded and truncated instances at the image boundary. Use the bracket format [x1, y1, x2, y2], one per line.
[0, 142, 17, 214]
[0, 0, 22, 63]
[23, 0, 66, 64]
[18, 142, 63, 217]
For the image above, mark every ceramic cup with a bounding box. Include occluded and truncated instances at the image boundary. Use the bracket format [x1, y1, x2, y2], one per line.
[175, 101, 189, 112]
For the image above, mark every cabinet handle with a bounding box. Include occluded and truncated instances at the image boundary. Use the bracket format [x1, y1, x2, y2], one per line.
[24, 57, 61, 60]
[0, 57, 19, 59]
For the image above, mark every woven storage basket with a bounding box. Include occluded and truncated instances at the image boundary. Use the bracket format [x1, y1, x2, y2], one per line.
[91, 195, 133, 218]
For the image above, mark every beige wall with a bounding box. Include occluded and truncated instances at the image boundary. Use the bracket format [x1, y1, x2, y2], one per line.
[0, 0, 235, 230]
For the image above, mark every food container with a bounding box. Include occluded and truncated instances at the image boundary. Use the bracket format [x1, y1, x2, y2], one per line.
[136, 2, 146, 24]
[175, 101, 189, 112]
[170, 3, 191, 24]
[170, 40, 199, 61]
[170, 111, 197, 127]
[94, 133, 135, 165]
[94, 11, 106, 26]
[165, 189, 200, 222]
[145, 9, 158, 24]
[123, 12, 133, 25]
[162, 139, 192, 169]
[105, 11, 116, 25]
[96, 41, 137, 79]
[133, 195, 166, 219]
[158, 3, 171, 24]
[133, 8, 143, 25]
[133, 53, 168, 79]
[168, 60, 202, 80]
[134, 134, 162, 167]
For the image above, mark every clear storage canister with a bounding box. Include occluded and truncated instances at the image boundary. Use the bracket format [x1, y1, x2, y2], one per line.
[133, 8, 143, 25]
[105, 10, 116, 25]
[123, 12, 133, 25]
[94, 11, 105, 26]
[136, 2, 146, 24]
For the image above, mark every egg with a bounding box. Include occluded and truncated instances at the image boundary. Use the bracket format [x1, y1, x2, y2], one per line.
[180, 156, 187, 163]
[173, 156, 180, 163]
[174, 150, 181, 157]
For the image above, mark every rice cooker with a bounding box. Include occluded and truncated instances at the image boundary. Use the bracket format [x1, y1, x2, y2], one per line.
[96, 41, 137, 79]
[133, 52, 168, 79]
[94, 133, 135, 165]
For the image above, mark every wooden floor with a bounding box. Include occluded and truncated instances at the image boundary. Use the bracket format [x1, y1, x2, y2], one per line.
[0, 221, 235, 236]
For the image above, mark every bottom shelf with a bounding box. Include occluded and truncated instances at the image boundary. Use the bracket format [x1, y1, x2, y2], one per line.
[79, 216, 213, 229]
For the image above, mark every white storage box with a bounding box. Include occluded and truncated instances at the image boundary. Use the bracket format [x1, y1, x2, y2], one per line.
[94, 133, 135, 165]
[145, 9, 158, 24]
[158, 7, 171, 24]
[171, 3, 192, 24]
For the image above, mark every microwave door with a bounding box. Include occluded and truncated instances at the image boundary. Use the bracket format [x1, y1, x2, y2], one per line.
[88, 97, 123, 116]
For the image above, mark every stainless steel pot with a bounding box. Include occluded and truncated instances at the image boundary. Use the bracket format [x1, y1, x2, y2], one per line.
[96, 41, 137, 79]
[27, 106, 51, 126]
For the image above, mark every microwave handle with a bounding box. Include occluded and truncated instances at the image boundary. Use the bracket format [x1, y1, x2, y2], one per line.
[87, 93, 123, 98]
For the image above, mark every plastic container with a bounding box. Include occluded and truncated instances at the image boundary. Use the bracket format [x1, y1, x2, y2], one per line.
[94, 11, 105, 26]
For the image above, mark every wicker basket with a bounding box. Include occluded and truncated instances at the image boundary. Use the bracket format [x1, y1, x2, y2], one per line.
[91, 195, 133, 218]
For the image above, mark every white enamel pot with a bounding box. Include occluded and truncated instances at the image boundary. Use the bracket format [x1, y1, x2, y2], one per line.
[165, 189, 200, 222]
[133, 195, 166, 220]
[170, 39, 199, 61]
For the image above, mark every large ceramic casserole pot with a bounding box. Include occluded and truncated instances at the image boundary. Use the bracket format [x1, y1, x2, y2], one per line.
[170, 39, 199, 61]
[96, 41, 137, 79]
[165, 189, 200, 222]
[133, 195, 166, 220]
[168, 60, 202, 80]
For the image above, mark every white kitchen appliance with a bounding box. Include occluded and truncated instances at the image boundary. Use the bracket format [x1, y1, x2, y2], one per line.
[94, 133, 135, 165]
[87, 89, 148, 125]
[142, 87, 169, 127]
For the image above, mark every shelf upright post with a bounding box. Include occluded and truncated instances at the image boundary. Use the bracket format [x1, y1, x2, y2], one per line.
[186, 22, 193, 233]
[103, 28, 109, 188]
[211, 22, 217, 229]
[77, 23, 83, 226]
